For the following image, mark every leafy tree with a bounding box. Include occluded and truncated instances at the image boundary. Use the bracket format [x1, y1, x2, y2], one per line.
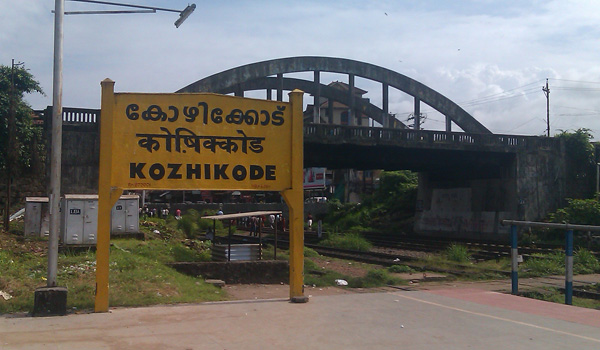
[556, 129, 595, 198]
[0, 63, 44, 172]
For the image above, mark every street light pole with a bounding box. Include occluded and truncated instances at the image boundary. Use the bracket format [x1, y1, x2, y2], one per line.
[41, 0, 196, 313]
[48, 0, 64, 287]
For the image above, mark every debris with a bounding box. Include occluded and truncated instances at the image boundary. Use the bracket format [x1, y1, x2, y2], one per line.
[401, 325, 404, 328]
[393, 258, 401, 262]
[0, 291, 13, 301]
[335, 279, 348, 286]
[153, 230, 160, 235]
[205, 279, 226, 288]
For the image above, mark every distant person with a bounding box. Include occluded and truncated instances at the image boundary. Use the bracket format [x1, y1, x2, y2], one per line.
[175, 208, 182, 220]
[307, 213, 313, 229]
[269, 214, 275, 229]
[217, 209, 223, 215]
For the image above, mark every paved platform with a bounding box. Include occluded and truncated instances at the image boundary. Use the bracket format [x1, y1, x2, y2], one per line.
[1, 288, 600, 349]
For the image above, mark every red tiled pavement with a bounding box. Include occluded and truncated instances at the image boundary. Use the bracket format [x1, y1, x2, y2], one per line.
[427, 288, 600, 328]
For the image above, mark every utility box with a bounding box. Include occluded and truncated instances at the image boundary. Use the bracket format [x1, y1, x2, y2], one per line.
[24, 197, 50, 238]
[60, 195, 99, 245]
[111, 195, 139, 235]
[60, 194, 140, 245]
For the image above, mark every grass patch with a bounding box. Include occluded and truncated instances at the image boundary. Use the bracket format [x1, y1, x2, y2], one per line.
[0, 222, 225, 314]
[388, 264, 414, 273]
[320, 232, 372, 252]
[521, 287, 600, 309]
[349, 269, 406, 288]
[445, 244, 471, 263]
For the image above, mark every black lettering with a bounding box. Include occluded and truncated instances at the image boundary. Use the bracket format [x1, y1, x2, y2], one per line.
[260, 110, 270, 125]
[183, 106, 199, 122]
[142, 105, 166, 121]
[204, 164, 211, 179]
[265, 165, 276, 180]
[149, 163, 165, 180]
[214, 164, 229, 180]
[130, 163, 146, 179]
[167, 163, 182, 179]
[211, 108, 223, 124]
[232, 165, 247, 181]
[250, 165, 264, 180]
[272, 106, 285, 126]
[167, 106, 179, 122]
[187, 164, 201, 179]
[126, 104, 139, 120]
[198, 102, 208, 124]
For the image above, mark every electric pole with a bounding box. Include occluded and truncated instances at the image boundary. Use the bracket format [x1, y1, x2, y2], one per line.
[542, 79, 550, 137]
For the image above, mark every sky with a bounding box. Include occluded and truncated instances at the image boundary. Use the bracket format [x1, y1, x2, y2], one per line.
[2, 0, 600, 137]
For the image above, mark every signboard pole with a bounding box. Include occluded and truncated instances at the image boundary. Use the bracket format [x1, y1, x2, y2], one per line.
[282, 89, 307, 302]
[95, 79, 122, 312]
[94, 81, 303, 310]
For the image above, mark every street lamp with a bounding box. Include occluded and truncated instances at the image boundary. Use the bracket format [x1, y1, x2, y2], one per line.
[39, 0, 195, 315]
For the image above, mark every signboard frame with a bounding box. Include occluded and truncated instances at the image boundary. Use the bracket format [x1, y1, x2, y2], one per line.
[95, 79, 306, 312]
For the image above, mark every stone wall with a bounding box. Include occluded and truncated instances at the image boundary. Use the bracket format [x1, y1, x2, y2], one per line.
[169, 260, 289, 284]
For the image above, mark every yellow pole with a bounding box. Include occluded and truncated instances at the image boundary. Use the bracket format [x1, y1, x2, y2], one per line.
[95, 79, 121, 312]
[282, 89, 307, 303]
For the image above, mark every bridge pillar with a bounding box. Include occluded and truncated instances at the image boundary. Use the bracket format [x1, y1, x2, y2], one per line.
[348, 74, 355, 126]
[313, 70, 321, 123]
[277, 73, 283, 101]
[382, 83, 389, 128]
[234, 85, 244, 97]
[446, 115, 452, 132]
[414, 97, 421, 130]
[327, 98, 333, 124]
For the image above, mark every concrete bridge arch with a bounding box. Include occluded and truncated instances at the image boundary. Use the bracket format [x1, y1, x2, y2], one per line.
[177, 56, 491, 134]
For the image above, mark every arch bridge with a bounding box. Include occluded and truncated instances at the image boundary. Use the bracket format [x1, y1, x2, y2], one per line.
[177, 56, 491, 134]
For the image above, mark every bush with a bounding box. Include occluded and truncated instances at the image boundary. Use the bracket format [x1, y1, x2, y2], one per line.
[349, 269, 403, 288]
[520, 252, 564, 276]
[445, 244, 471, 263]
[574, 249, 600, 274]
[177, 216, 198, 239]
[304, 247, 320, 257]
[388, 265, 413, 273]
[320, 233, 372, 252]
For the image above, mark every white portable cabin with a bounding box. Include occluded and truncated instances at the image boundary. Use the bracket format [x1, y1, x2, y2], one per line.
[111, 195, 140, 235]
[60, 194, 140, 245]
[24, 197, 50, 238]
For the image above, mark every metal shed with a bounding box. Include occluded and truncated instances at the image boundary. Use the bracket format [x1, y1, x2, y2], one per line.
[202, 211, 283, 262]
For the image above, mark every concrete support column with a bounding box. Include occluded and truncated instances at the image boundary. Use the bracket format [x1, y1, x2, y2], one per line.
[348, 74, 355, 126]
[327, 98, 333, 124]
[234, 85, 243, 97]
[277, 73, 283, 101]
[446, 115, 452, 132]
[414, 97, 421, 130]
[510, 225, 518, 295]
[313, 70, 321, 123]
[565, 229, 574, 305]
[382, 83, 389, 128]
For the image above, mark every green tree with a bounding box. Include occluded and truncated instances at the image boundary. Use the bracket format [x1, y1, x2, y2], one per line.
[0, 63, 44, 172]
[556, 129, 595, 199]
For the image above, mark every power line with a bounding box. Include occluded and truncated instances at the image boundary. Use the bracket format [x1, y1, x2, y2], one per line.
[549, 78, 600, 85]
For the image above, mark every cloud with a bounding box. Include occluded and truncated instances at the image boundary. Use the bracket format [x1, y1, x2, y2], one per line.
[2, 0, 600, 137]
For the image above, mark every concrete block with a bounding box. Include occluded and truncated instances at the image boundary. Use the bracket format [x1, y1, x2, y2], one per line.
[33, 286, 68, 316]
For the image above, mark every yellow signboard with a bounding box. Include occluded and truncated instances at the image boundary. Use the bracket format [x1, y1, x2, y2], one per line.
[95, 80, 306, 312]
[109, 92, 293, 191]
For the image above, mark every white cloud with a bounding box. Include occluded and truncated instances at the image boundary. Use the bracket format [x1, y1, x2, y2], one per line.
[2, 0, 600, 137]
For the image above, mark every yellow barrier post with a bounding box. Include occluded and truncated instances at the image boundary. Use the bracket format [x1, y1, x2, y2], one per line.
[283, 89, 307, 302]
[95, 79, 122, 312]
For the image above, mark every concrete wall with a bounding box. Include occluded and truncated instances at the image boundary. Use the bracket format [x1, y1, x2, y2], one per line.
[414, 138, 567, 241]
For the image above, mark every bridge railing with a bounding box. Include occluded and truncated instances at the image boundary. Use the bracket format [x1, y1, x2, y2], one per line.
[304, 124, 554, 150]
